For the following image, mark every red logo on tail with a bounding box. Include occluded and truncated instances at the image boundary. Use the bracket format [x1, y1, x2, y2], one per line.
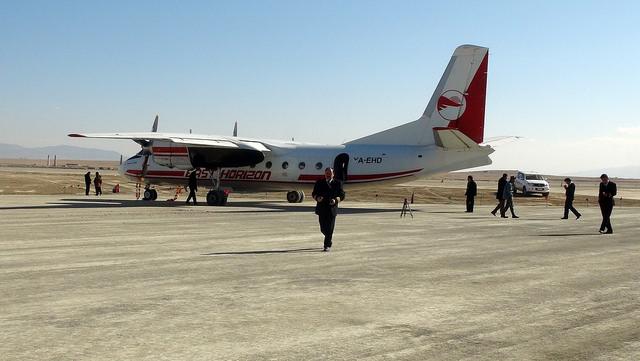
[437, 90, 466, 121]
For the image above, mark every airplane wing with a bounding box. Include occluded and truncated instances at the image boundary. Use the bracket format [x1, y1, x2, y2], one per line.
[68, 132, 271, 152]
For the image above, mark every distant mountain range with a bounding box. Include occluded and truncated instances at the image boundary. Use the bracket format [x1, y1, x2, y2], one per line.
[568, 166, 640, 179]
[0, 143, 122, 161]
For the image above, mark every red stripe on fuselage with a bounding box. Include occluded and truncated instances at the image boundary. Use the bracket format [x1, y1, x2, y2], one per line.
[126, 168, 423, 182]
[298, 168, 422, 182]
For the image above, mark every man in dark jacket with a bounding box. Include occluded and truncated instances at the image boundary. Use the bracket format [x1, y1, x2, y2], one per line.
[561, 177, 581, 220]
[84, 171, 91, 196]
[186, 170, 198, 205]
[465, 175, 477, 212]
[312, 167, 345, 251]
[491, 173, 508, 216]
[598, 174, 617, 234]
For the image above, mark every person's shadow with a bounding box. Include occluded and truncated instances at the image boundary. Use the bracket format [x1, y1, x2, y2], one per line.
[202, 247, 320, 256]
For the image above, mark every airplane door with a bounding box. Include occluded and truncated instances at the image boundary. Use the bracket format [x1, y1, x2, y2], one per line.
[333, 153, 349, 182]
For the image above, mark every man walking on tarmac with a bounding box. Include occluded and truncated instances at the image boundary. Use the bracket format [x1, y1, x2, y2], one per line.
[491, 173, 508, 216]
[312, 167, 345, 252]
[561, 177, 581, 220]
[186, 170, 198, 205]
[598, 174, 617, 234]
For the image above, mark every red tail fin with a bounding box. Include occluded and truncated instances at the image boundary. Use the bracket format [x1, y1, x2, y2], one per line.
[445, 53, 488, 143]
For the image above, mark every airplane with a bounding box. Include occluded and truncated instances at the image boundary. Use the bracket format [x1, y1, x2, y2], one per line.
[69, 44, 494, 206]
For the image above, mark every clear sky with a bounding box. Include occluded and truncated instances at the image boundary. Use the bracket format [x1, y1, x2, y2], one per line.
[1, 1, 639, 176]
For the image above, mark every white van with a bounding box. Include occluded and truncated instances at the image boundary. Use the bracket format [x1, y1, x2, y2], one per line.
[514, 171, 550, 196]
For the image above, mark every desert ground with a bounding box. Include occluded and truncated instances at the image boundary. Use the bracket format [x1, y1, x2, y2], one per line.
[1, 159, 639, 360]
[1, 194, 639, 360]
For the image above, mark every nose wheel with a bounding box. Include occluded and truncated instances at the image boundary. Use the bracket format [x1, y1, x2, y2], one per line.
[143, 188, 158, 201]
[206, 168, 228, 206]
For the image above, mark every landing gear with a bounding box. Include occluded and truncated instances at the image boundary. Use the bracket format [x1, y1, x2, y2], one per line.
[207, 189, 228, 206]
[205, 168, 228, 206]
[286, 190, 305, 203]
[143, 188, 157, 201]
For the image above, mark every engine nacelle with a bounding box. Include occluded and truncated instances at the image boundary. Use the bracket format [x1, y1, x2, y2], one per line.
[151, 141, 193, 170]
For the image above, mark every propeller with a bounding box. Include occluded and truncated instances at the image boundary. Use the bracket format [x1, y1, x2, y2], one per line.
[134, 115, 159, 181]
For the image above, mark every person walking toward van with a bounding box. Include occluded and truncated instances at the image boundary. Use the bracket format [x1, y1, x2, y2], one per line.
[561, 177, 581, 220]
[501, 176, 519, 218]
[491, 173, 508, 216]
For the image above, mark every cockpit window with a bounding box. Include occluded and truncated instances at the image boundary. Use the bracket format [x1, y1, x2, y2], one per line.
[127, 151, 143, 161]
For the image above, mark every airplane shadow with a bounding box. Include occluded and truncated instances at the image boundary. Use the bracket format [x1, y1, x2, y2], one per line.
[0, 198, 406, 215]
[0, 198, 180, 211]
[203, 247, 320, 256]
[536, 233, 599, 237]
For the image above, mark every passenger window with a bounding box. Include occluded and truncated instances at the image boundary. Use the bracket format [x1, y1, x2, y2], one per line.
[282, 161, 289, 169]
[265, 161, 272, 169]
[315, 162, 323, 170]
[298, 162, 305, 170]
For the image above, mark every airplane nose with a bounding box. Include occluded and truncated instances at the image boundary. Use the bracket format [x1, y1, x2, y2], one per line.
[118, 160, 126, 176]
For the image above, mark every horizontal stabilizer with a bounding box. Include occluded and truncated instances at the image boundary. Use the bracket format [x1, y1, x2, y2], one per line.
[432, 127, 482, 150]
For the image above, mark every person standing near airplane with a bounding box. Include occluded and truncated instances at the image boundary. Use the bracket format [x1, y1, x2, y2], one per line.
[561, 177, 581, 220]
[465, 175, 477, 212]
[94, 172, 102, 196]
[84, 171, 91, 196]
[186, 170, 198, 205]
[598, 174, 617, 234]
[312, 167, 345, 252]
[501, 176, 519, 218]
[491, 173, 508, 216]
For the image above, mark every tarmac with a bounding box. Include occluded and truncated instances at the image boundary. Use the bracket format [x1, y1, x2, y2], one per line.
[1, 194, 639, 360]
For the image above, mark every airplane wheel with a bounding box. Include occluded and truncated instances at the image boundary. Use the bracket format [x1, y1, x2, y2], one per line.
[286, 190, 300, 203]
[143, 189, 153, 201]
[297, 191, 305, 203]
[150, 189, 158, 200]
[207, 190, 227, 206]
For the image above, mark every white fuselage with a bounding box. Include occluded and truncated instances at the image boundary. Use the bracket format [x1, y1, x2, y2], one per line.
[120, 139, 494, 192]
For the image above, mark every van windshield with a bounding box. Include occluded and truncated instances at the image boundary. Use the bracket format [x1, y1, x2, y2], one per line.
[525, 174, 544, 180]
